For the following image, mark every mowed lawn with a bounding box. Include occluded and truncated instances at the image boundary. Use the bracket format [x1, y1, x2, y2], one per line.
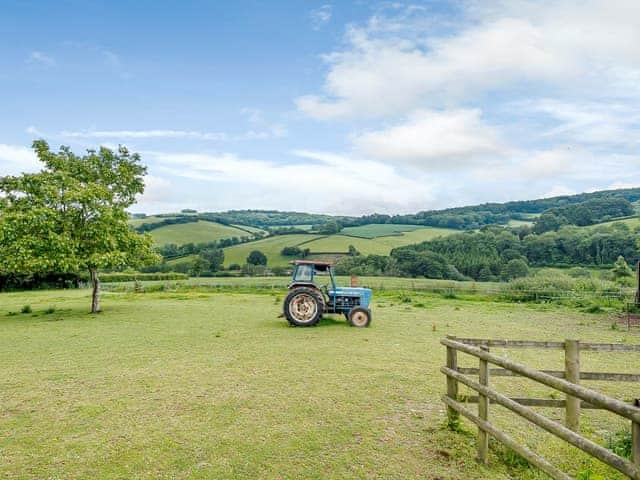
[1, 289, 638, 479]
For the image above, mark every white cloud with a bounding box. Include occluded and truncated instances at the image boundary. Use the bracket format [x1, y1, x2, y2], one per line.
[0, 144, 40, 175]
[58, 127, 286, 142]
[352, 109, 504, 167]
[60, 129, 229, 141]
[147, 149, 435, 215]
[522, 99, 640, 146]
[26, 51, 56, 67]
[297, 1, 640, 119]
[310, 5, 332, 30]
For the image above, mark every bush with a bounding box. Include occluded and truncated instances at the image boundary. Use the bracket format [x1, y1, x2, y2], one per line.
[44, 307, 56, 315]
[247, 250, 267, 266]
[501, 258, 529, 281]
[506, 272, 621, 303]
[21, 305, 32, 314]
[606, 429, 632, 459]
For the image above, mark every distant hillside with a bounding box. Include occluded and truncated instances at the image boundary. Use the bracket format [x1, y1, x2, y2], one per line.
[132, 187, 640, 232]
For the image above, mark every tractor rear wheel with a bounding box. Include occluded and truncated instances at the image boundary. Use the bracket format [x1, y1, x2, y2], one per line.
[348, 307, 371, 327]
[284, 287, 323, 327]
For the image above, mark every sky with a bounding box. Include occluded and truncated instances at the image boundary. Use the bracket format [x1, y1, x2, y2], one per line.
[1, 0, 639, 215]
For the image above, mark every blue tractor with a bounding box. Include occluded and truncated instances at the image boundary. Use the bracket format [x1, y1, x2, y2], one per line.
[283, 260, 372, 327]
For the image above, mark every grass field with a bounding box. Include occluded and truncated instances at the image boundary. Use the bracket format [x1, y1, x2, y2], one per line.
[219, 227, 455, 267]
[222, 234, 323, 267]
[303, 228, 456, 255]
[1, 287, 638, 479]
[150, 221, 253, 246]
[586, 216, 640, 230]
[341, 224, 430, 239]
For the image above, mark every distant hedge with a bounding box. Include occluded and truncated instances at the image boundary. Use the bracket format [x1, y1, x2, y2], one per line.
[81, 272, 188, 283]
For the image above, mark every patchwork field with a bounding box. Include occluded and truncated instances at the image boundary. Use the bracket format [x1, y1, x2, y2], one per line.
[149, 221, 254, 246]
[341, 224, 430, 238]
[1, 287, 637, 479]
[219, 226, 456, 267]
[222, 234, 323, 267]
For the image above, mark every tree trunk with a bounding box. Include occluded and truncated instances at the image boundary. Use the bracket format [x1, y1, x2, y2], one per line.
[89, 267, 100, 313]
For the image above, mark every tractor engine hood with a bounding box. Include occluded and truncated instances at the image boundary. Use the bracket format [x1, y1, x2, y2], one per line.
[329, 287, 372, 308]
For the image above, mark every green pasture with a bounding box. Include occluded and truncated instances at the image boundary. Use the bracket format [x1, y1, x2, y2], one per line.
[1, 287, 638, 479]
[341, 224, 429, 239]
[222, 234, 323, 267]
[150, 221, 253, 246]
[586, 216, 640, 230]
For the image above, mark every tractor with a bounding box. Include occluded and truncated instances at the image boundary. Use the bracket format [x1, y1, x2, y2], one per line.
[282, 260, 372, 327]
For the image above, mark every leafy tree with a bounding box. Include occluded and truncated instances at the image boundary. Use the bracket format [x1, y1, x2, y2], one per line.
[612, 255, 633, 279]
[478, 266, 494, 282]
[502, 258, 529, 281]
[190, 255, 209, 277]
[247, 250, 267, 266]
[318, 221, 342, 235]
[200, 248, 224, 271]
[348, 245, 360, 256]
[533, 212, 567, 234]
[281, 246, 302, 257]
[0, 141, 159, 312]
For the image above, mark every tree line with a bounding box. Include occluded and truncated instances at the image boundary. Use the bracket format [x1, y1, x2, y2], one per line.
[335, 223, 640, 282]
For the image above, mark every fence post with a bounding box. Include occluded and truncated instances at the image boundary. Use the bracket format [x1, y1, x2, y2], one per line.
[446, 335, 459, 430]
[633, 398, 640, 466]
[478, 345, 490, 464]
[564, 339, 581, 432]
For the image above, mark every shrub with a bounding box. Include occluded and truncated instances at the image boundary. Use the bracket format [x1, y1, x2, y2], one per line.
[21, 305, 32, 314]
[606, 429, 632, 459]
[44, 307, 56, 315]
[247, 250, 267, 266]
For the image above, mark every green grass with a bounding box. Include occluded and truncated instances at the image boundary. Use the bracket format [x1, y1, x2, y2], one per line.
[222, 234, 322, 267]
[341, 224, 433, 239]
[303, 228, 456, 256]
[150, 221, 253, 246]
[1, 287, 637, 479]
[230, 224, 267, 235]
[166, 254, 198, 267]
[585, 216, 640, 229]
[506, 219, 534, 227]
[128, 215, 176, 227]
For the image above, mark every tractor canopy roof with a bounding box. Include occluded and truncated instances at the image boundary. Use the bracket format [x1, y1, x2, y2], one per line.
[291, 260, 333, 271]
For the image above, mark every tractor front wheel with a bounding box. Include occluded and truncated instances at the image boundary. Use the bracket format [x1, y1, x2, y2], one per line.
[284, 287, 323, 327]
[348, 307, 371, 327]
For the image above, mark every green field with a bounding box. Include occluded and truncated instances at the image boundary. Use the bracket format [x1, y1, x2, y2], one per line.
[217, 227, 455, 267]
[586, 216, 640, 229]
[341, 224, 430, 239]
[128, 215, 173, 227]
[304, 228, 456, 255]
[150, 221, 253, 246]
[222, 234, 323, 267]
[1, 287, 637, 479]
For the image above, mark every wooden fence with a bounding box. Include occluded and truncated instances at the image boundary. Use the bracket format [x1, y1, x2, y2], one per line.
[441, 336, 640, 479]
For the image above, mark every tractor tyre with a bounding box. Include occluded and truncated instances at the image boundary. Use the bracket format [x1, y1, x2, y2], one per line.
[348, 307, 371, 328]
[284, 287, 324, 327]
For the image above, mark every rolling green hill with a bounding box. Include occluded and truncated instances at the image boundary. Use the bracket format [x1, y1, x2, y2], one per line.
[222, 234, 323, 267]
[150, 221, 253, 246]
[218, 226, 456, 268]
[340, 224, 428, 238]
[584, 216, 640, 230]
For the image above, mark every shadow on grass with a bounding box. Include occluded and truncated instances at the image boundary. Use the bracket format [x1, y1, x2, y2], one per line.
[268, 314, 350, 330]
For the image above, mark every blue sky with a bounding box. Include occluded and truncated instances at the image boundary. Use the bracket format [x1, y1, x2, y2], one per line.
[1, 1, 639, 215]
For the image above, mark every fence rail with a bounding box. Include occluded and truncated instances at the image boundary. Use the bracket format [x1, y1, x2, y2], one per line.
[441, 336, 640, 479]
